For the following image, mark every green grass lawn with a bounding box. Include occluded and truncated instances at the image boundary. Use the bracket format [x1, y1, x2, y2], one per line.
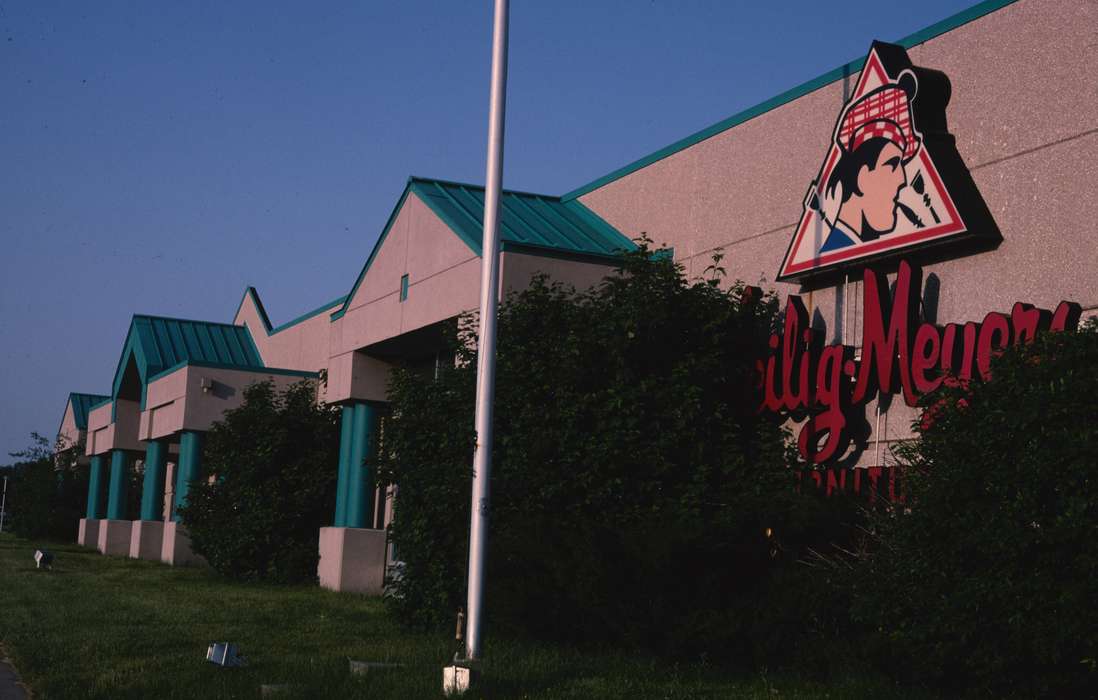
[0, 533, 931, 699]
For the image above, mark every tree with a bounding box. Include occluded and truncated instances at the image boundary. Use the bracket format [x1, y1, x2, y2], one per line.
[377, 242, 859, 662]
[852, 320, 1098, 697]
[178, 380, 340, 583]
[6, 432, 88, 540]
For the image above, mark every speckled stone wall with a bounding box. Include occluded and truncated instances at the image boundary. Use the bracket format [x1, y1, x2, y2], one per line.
[578, 0, 1098, 465]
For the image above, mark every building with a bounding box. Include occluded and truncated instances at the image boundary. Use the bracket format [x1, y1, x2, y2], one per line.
[60, 0, 1097, 589]
[57, 393, 109, 457]
[66, 177, 634, 593]
[568, 0, 1097, 473]
[76, 314, 321, 562]
[311, 177, 633, 592]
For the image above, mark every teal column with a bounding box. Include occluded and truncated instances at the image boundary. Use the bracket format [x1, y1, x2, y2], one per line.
[140, 439, 168, 521]
[345, 402, 381, 529]
[86, 454, 106, 519]
[173, 431, 204, 523]
[333, 406, 355, 527]
[105, 449, 131, 520]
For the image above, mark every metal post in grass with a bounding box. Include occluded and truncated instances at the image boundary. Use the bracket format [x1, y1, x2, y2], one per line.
[0, 475, 7, 532]
[465, 0, 509, 666]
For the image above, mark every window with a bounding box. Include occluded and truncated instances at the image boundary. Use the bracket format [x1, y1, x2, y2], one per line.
[400, 274, 409, 302]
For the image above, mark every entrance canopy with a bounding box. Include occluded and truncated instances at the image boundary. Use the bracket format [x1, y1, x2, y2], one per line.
[109, 314, 264, 418]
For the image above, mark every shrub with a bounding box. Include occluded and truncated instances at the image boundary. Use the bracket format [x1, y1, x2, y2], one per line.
[179, 380, 340, 583]
[852, 321, 1098, 697]
[5, 433, 89, 540]
[378, 243, 863, 663]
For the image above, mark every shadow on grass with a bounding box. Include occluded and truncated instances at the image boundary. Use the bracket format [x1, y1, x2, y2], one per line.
[0, 534, 933, 699]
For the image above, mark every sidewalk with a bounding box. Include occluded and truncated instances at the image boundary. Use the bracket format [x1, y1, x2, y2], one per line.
[0, 658, 28, 700]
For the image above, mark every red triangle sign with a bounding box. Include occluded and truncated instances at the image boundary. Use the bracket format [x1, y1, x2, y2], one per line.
[777, 42, 981, 282]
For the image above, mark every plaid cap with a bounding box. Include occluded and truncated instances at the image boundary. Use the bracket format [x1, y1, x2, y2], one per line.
[836, 80, 920, 161]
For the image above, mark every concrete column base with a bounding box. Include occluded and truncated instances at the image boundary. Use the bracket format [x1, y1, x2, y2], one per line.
[160, 521, 205, 566]
[77, 518, 101, 548]
[97, 519, 133, 556]
[318, 527, 387, 595]
[129, 520, 165, 560]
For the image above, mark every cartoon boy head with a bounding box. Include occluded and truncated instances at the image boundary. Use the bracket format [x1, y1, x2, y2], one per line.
[824, 71, 920, 244]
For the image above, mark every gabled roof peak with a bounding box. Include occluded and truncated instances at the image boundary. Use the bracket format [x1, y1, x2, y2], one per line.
[330, 175, 636, 321]
[64, 392, 110, 432]
[234, 286, 347, 337]
[107, 315, 264, 416]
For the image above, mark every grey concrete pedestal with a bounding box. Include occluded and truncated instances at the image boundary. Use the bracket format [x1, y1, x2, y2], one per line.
[77, 518, 101, 548]
[97, 520, 133, 556]
[129, 520, 165, 560]
[160, 521, 204, 566]
[317, 527, 387, 594]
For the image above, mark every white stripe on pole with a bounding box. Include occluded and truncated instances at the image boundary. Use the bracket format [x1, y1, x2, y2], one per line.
[465, 0, 509, 662]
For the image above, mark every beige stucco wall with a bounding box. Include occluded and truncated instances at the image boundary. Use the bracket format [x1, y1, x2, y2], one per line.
[234, 293, 337, 373]
[326, 351, 393, 405]
[331, 192, 481, 358]
[327, 192, 481, 403]
[500, 250, 618, 297]
[326, 190, 625, 404]
[57, 402, 82, 450]
[140, 365, 315, 440]
[577, 0, 1098, 465]
[56, 400, 91, 465]
[86, 399, 142, 456]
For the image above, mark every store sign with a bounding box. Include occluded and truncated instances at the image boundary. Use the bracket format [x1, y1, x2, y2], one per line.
[777, 42, 997, 282]
[799, 466, 904, 503]
[760, 259, 1082, 464]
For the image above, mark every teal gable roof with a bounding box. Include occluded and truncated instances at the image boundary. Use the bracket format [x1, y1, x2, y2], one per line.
[410, 177, 635, 258]
[331, 176, 636, 320]
[109, 315, 265, 415]
[67, 392, 110, 431]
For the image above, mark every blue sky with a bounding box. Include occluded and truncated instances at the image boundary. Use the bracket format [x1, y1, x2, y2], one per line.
[0, 0, 980, 459]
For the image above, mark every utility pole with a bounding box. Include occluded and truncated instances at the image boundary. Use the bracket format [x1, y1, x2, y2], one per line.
[1, 475, 9, 532]
[465, 0, 509, 663]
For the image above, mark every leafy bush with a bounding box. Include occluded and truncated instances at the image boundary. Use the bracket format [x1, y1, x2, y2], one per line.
[179, 380, 340, 583]
[378, 244, 863, 663]
[5, 433, 89, 540]
[852, 321, 1098, 697]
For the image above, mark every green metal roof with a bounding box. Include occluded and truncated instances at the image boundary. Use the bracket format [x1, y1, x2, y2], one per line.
[331, 176, 636, 320]
[562, 0, 1020, 201]
[109, 315, 264, 414]
[67, 392, 109, 431]
[410, 177, 635, 257]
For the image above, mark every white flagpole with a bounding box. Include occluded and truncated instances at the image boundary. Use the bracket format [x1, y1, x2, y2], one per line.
[465, 0, 509, 662]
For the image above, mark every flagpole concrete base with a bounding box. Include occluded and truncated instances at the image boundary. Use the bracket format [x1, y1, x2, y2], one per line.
[97, 519, 133, 556]
[129, 520, 165, 560]
[317, 527, 387, 594]
[160, 521, 204, 567]
[77, 518, 101, 548]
